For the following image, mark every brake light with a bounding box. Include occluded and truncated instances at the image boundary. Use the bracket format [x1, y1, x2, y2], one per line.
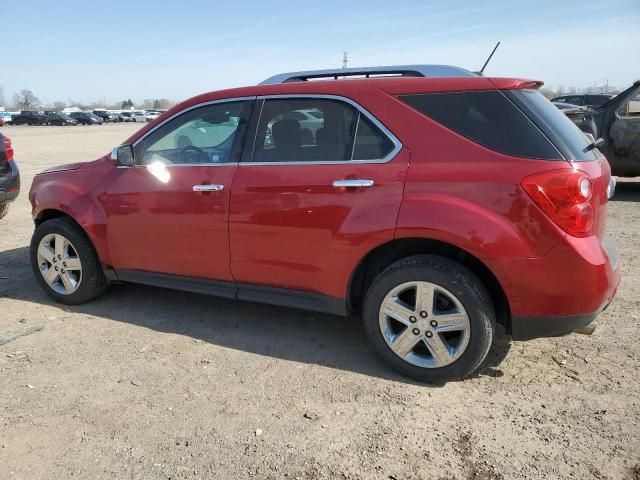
[521, 170, 594, 237]
[2, 136, 14, 162]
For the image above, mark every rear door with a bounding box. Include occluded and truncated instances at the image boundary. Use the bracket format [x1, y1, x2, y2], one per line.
[103, 99, 254, 281]
[228, 95, 409, 301]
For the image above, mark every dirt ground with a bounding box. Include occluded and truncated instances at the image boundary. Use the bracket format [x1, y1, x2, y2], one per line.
[0, 123, 639, 480]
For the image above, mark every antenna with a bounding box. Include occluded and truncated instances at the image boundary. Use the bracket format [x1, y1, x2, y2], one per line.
[478, 41, 500, 75]
[342, 52, 349, 69]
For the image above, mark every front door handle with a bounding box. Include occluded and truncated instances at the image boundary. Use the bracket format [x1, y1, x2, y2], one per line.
[332, 179, 375, 188]
[193, 184, 224, 192]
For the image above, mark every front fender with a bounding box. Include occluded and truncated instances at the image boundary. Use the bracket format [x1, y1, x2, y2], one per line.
[30, 158, 114, 264]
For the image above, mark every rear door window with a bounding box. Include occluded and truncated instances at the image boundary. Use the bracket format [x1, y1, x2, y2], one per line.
[400, 91, 561, 160]
[251, 98, 395, 163]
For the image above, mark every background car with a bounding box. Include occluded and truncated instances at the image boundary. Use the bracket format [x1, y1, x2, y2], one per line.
[551, 93, 614, 109]
[119, 112, 134, 122]
[43, 112, 78, 126]
[0, 132, 19, 219]
[0, 112, 12, 126]
[93, 111, 120, 123]
[570, 80, 640, 177]
[131, 111, 147, 123]
[145, 111, 161, 122]
[11, 111, 49, 125]
[69, 112, 104, 125]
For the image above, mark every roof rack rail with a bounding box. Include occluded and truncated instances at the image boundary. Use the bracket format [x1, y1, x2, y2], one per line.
[260, 64, 477, 85]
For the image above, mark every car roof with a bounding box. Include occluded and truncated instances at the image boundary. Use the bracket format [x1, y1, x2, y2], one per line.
[123, 75, 541, 145]
[181, 76, 540, 102]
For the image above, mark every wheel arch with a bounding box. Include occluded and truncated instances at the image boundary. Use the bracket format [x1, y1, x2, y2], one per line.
[348, 237, 511, 331]
[34, 208, 110, 266]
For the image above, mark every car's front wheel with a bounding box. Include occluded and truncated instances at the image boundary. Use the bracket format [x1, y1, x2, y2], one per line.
[363, 255, 494, 383]
[30, 218, 107, 304]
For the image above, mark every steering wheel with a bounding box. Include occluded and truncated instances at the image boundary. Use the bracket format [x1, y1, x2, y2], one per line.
[179, 145, 209, 164]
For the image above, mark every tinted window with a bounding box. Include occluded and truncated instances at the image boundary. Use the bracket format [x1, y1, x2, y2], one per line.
[585, 95, 611, 107]
[252, 98, 394, 163]
[507, 89, 599, 161]
[400, 91, 560, 159]
[136, 101, 251, 165]
[564, 96, 585, 106]
[353, 115, 395, 160]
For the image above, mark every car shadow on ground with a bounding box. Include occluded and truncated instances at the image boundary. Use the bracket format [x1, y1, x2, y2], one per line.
[0, 245, 511, 385]
[611, 179, 640, 202]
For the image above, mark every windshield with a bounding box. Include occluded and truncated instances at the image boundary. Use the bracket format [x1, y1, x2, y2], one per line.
[507, 89, 599, 161]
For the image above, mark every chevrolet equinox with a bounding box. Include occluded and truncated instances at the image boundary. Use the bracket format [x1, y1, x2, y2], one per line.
[28, 65, 621, 382]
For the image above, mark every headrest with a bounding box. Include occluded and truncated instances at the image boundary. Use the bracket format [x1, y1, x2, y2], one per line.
[272, 119, 302, 150]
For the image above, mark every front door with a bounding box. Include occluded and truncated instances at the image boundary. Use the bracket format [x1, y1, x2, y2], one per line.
[103, 99, 254, 281]
[229, 96, 409, 300]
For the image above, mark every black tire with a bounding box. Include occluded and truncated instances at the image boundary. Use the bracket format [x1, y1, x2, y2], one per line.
[30, 217, 107, 305]
[363, 255, 494, 383]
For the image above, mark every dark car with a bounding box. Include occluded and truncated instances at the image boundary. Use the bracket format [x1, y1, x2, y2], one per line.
[551, 93, 614, 109]
[27, 64, 620, 383]
[69, 112, 103, 125]
[0, 132, 19, 219]
[93, 110, 120, 123]
[44, 111, 78, 126]
[572, 81, 640, 177]
[11, 110, 48, 126]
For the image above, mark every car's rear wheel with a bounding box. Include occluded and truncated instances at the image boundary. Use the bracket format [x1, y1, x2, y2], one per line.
[363, 255, 494, 383]
[30, 218, 107, 304]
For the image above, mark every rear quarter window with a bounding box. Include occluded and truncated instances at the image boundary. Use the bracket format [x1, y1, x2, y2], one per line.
[506, 89, 599, 161]
[400, 91, 561, 160]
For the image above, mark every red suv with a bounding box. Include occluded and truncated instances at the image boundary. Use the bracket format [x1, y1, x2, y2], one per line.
[28, 65, 621, 382]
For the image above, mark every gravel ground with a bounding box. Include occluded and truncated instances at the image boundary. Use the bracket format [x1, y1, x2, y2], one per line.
[0, 124, 639, 480]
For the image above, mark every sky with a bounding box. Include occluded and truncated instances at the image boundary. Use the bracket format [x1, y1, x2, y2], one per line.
[1, 0, 639, 106]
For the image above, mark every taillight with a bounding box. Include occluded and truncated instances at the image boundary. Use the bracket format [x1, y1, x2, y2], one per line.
[521, 169, 594, 237]
[2, 136, 14, 162]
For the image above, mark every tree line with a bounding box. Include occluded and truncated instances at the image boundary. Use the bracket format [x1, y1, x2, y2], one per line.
[0, 87, 175, 111]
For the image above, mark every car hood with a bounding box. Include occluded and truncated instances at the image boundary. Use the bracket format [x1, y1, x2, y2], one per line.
[38, 158, 104, 175]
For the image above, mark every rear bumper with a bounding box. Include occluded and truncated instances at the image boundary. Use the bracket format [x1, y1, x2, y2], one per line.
[511, 299, 612, 340]
[0, 160, 20, 203]
[491, 232, 621, 340]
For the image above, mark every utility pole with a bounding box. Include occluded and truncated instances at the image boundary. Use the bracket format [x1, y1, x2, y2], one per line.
[342, 52, 348, 69]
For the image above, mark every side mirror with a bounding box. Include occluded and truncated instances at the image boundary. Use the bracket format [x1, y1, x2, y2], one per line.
[110, 145, 135, 166]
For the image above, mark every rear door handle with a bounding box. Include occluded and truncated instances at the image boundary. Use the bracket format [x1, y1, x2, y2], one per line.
[193, 184, 224, 192]
[332, 179, 374, 188]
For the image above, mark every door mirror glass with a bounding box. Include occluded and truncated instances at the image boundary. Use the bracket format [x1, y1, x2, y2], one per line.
[111, 145, 135, 166]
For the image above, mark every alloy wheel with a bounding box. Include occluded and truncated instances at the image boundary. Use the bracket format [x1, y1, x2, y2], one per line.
[37, 233, 83, 295]
[378, 281, 471, 368]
